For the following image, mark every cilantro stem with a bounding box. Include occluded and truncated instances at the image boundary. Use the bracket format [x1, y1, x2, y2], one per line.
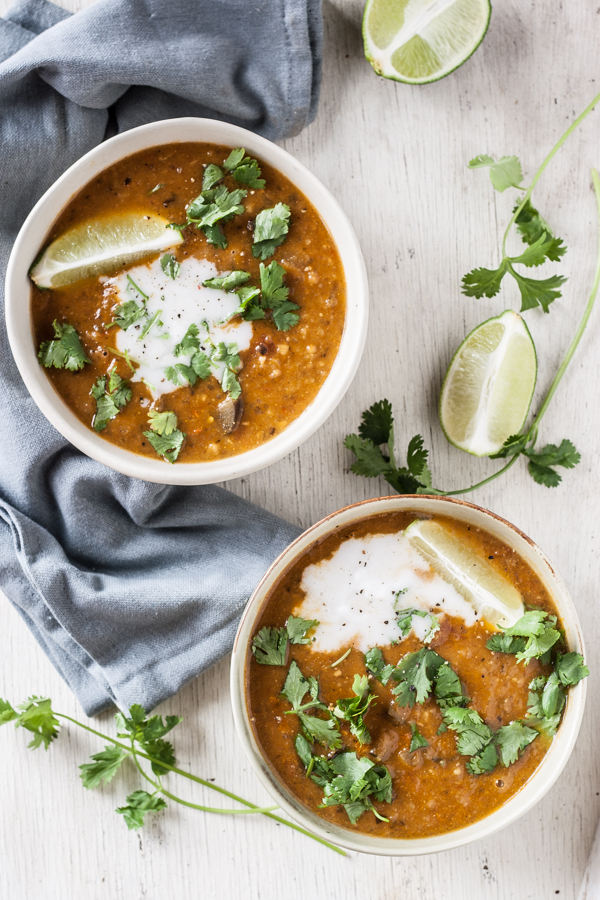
[443, 455, 519, 496]
[127, 275, 149, 301]
[128, 743, 277, 815]
[502, 91, 600, 257]
[53, 712, 346, 856]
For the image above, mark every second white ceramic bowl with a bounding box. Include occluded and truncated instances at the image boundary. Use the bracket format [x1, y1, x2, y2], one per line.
[5, 118, 368, 485]
[230, 495, 587, 856]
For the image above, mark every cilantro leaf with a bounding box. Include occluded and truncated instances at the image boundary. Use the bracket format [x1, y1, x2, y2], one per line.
[395, 607, 440, 643]
[409, 722, 428, 752]
[509, 268, 567, 313]
[510, 232, 565, 269]
[223, 148, 245, 170]
[298, 712, 343, 750]
[514, 198, 567, 262]
[271, 301, 300, 332]
[259, 261, 299, 331]
[251, 626, 288, 665]
[186, 185, 247, 248]
[221, 367, 242, 399]
[281, 660, 315, 710]
[222, 149, 266, 189]
[319, 752, 392, 823]
[489, 432, 529, 460]
[364, 648, 395, 686]
[202, 164, 224, 191]
[491, 610, 561, 664]
[110, 299, 147, 331]
[523, 440, 581, 487]
[80, 744, 128, 789]
[468, 155, 524, 192]
[495, 721, 538, 766]
[144, 410, 185, 463]
[203, 270, 251, 292]
[434, 661, 469, 709]
[116, 790, 167, 830]
[391, 648, 445, 707]
[358, 398, 393, 447]
[252, 203, 291, 260]
[466, 742, 498, 775]
[0, 698, 18, 725]
[286, 615, 319, 645]
[556, 652, 589, 686]
[38, 320, 90, 371]
[174, 323, 200, 357]
[91, 372, 132, 431]
[344, 434, 389, 478]
[160, 253, 180, 280]
[486, 633, 527, 654]
[461, 261, 509, 298]
[16, 696, 59, 750]
[281, 661, 341, 748]
[442, 706, 494, 756]
[334, 674, 377, 745]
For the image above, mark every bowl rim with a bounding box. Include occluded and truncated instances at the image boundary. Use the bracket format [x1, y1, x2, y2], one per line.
[5, 117, 368, 485]
[230, 494, 587, 856]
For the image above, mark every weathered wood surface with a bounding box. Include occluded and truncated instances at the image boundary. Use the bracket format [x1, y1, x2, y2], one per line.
[1, 0, 600, 897]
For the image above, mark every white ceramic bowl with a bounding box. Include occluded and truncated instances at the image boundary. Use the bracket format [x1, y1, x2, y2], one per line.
[230, 495, 587, 856]
[5, 118, 368, 485]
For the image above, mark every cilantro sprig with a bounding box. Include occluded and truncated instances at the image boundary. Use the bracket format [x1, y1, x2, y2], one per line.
[251, 615, 319, 665]
[0, 697, 344, 854]
[203, 260, 300, 331]
[252, 203, 291, 260]
[333, 674, 377, 745]
[38, 320, 90, 371]
[91, 369, 132, 431]
[143, 409, 186, 463]
[281, 660, 342, 750]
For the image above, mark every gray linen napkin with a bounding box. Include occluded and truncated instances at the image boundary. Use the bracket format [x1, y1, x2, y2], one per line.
[0, 0, 322, 715]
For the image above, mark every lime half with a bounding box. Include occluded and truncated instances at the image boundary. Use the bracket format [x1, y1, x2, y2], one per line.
[405, 519, 524, 628]
[363, 0, 491, 85]
[440, 310, 537, 457]
[30, 213, 183, 289]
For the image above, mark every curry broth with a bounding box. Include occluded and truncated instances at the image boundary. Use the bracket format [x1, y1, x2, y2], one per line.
[31, 143, 346, 463]
[246, 512, 559, 839]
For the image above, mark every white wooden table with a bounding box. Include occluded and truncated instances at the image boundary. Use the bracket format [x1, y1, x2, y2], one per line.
[2, 1, 600, 897]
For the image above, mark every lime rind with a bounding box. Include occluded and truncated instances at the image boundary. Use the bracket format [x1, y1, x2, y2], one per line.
[30, 213, 183, 289]
[405, 519, 524, 629]
[440, 310, 537, 457]
[363, 0, 491, 85]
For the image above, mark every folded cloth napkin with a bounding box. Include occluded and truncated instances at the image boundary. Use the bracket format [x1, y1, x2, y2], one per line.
[0, 0, 322, 715]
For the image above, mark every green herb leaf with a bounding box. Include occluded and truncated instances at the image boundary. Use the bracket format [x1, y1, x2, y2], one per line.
[116, 790, 167, 830]
[466, 742, 498, 775]
[0, 698, 18, 725]
[409, 722, 428, 752]
[364, 648, 395, 686]
[251, 626, 288, 666]
[461, 261, 509, 299]
[334, 674, 377, 745]
[434, 661, 469, 709]
[442, 706, 494, 756]
[358, 398, 393, 447]
[556, 652, 589, 686]
[281, 660, 315, 710]
[222, 149, 266, 189]
[468, 155, 524, 192]
[514, 198, 567, 262]
[396, 607, 440, 643]
[110, 300, 147, 331]
[203, 271, 252, 292]
[510, 269, 567, 314]
[15, 696, 60, 750]
[252, 203, 291, 260]
[147, 409, 178, 435]
[495, 720, 538, 766]
[91, 372, 132, 431]
[259, 261, 300, 330]
[486, 633, 527, 654]
[391, 648, 446, 707]
[299, 712, 343, 750]
[202, 164, 224, 191]
[144, 410, 185, 463]
[80, 745, 128, 789]
[160, 253, 181, 280]
[174, 323, 200, 357]
[222, 148, 245, 171]
[38, 320, 90, 371]
[524, 440, 581, 488]
[286, 615, 319, 645]
[489, 433, 529, 460]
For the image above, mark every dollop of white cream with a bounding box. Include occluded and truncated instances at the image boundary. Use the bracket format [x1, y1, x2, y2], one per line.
[105, 257, 253, 398]
[294, 531, 477, 653]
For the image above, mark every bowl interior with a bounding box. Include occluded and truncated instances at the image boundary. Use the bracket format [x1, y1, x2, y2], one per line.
[6, 118, 368, 485]
[230, 495, 586, 856]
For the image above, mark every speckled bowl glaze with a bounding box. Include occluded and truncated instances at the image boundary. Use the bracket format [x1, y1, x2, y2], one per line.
[5, 118, 368, 485]
[230, 495, 586, 856]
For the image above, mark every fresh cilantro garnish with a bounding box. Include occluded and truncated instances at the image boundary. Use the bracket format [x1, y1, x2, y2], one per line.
[525, 673, 564, 737]
[555, 651, 589, 686]
[466, 742, 498, 775]
[186, 184, 247, 248]
[318, 752, 393, 824]
[260, 260, 300, 330]
[252, 203, 291, 260]
[116, 790, 168, 830]
[487, 610, 561, 664]
[202, 164, 225, 191]
[1, 697, 344, 854]
[333, 674, 377, 745]
[281, 661, 342, 750]
[344, 400, 438, 495]
[442, 706, 494, 756]
[434, 661, 469, 709]
[203, 270, 251, 292]
[143, 410, 185, 463]
[523, 440, 581, 487]
[467, 155, 524, 192]
[109, 300, 147, 331]
[364, 647, 395, 686]
[79, 745, 128, 788]
[221, 367, 242, 399]
[38, 320, 90, 371]
[495, 721, 538, 766]
[286, 615, 319, 645]
[223, 148, 266, 189]
[160, 253, 180, 280]
[409, 722, 428, 752]
[251, 626, 288, 665]
[90, 370, 132, 431]
[396, 607, 440, 643]
[514, 198, 567, 261]
[391, 648, 446, 707]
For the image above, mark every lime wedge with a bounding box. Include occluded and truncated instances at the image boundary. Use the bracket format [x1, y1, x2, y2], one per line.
[30, 213, 183, 289]
[439, 310, 537, 457]
[405, 519, 524, 628]
[363, 0, 491, 85]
